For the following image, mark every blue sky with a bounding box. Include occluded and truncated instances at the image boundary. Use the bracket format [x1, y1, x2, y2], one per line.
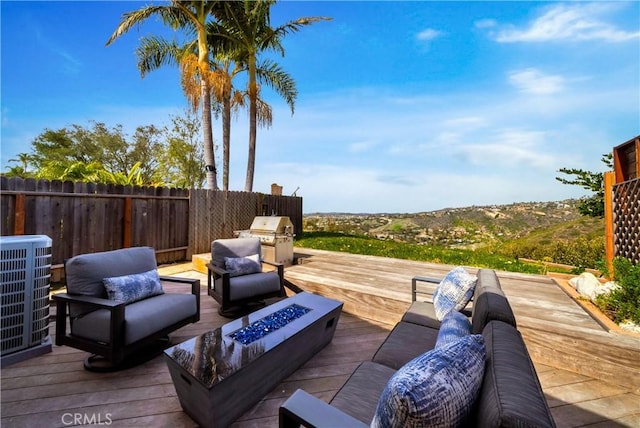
[2, 1, 639, 213]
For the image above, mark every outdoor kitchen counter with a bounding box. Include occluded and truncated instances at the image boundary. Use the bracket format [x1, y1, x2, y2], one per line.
[236, 216, 295, 266]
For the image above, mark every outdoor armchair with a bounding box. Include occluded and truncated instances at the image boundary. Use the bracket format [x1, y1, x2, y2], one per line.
[207, 237, 285, 317]
[53, 246, 200, 371]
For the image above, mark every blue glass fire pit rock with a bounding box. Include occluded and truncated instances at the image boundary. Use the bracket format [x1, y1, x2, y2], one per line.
[229, 304, 312, 345]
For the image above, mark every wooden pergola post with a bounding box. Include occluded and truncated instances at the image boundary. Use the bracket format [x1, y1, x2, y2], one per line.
[603, 171, 615, 278]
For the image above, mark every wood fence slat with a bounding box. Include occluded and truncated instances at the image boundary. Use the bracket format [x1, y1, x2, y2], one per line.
[1, 177, 14, 235]
[23, 179, 36, 235]
[72, 182, 85, 257]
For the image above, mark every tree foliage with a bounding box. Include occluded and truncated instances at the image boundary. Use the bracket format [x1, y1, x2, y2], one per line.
[107, 0, 220, 190]
[160, 110, 207, 188]
[7, 1, 331, 191]
[25, 122, 164, 185]
[4, 112, 205, 188]
[555, 153, 613, 217]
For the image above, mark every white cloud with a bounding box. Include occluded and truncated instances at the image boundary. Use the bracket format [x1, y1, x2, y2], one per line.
[34, 27, 83, 75]
[247, 81, 630, 213]
[508, 68, 566, 95]
[492, 3, 640, 43]
[2, 107, 10, 127]
[456, 130, 557, 169]
[416, 28, 444, 50]
[255, 161, 583, 213]
[443, 116, 488, 129]
[416, 28, 443, 42]
[55, 49, 83, 75]
[474, 19, 497, 29]
[349, 140, 377, 153]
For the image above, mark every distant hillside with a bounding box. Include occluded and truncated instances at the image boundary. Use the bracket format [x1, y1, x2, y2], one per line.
[303, 199, 604, 249]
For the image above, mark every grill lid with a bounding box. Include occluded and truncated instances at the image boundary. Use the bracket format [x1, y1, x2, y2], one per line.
[249, 216, 294, 235]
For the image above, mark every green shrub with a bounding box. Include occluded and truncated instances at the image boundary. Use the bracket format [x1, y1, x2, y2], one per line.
[296, 232, 543, 274]
[499, 236, 604, 269]
[596, 257, 640, 324]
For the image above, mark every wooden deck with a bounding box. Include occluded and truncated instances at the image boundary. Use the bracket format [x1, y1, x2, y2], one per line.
[2, 248, 639, 427]
[284, 248, 640, 392]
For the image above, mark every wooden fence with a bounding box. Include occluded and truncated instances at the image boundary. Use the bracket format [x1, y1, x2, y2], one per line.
[189, 187, 303, 255]
[605, 136, 640, 270]
[0, 177, 302, 276]
[612, 178, 639, 265]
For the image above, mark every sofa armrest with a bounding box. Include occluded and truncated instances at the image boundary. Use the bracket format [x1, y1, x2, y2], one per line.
[52, 292, 125, 309]
[262, 259, 284, 279]
[52, 293, 126, 347]
[160, 275, 201, 296]
[279, 389, 368, 428]
[411, 276, 441, 302]
[160, 276, 201, 322]
[207, 262, 229, 278]
[207, 262, 230, 294]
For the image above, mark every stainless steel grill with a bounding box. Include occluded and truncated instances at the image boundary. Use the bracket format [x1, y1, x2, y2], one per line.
[237, 216, 295, 266]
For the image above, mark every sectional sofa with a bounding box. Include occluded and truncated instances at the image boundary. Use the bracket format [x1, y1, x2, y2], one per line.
[279, 269, 556, 427]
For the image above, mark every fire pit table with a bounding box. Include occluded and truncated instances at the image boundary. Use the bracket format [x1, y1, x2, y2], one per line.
[164, 292, 343, 428]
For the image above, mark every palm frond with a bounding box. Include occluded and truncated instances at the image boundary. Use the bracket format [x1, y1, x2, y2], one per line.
[207, 68, 230, 102]
[273, 16, 332, 38]
[231, 90, 246, 112]
[106, 5, 186, 46]
[256, 97, 273, 129]
[136, 36, 190, 77]
[256, 59, 297, 114]
[180, 54, 202, 112]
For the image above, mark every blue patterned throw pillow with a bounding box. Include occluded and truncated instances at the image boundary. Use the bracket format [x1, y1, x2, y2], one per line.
[435, 310, 472, 349]
[371, 334, 486, 428]
[225, 254, 261, 277]
[102, 269, 164, 304]
[432, 267, 477, 321]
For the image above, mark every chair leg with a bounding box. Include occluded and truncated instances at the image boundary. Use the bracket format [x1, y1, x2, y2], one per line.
[83, 337, 171, 372]
[218, 301, 266, 318]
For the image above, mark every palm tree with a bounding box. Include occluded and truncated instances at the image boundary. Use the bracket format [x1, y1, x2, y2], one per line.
[208, 53, 244, 192]
[8, 153, 33, 173]
[208, 52, 283, 191]
[106, 1, 220, 189]
[3, 165, 28, 178]
[213, 0, 330, 191]
[136, 30, 240, 191]
[136, 25, 276, 192]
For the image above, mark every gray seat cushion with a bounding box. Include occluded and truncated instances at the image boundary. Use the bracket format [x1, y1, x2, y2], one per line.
[330, 361, 396, 424]
[372, 321, 439, 370]
[228, 271, 281, 301]
[211, 238, 262, 269]
[401, 301, 441, 329]
[71, 293, 197, 345]
[475, 321, 555, 428]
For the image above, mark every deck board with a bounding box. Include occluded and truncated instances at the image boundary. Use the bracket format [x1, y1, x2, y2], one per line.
[283, 248, 640, 392]
[2, 250, 639, 427]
